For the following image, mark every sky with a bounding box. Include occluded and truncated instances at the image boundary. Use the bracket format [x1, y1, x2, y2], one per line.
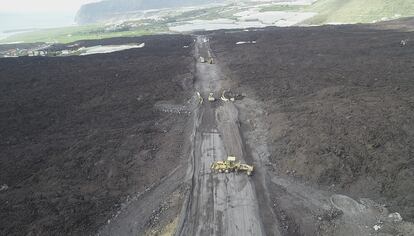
[0, 0, 100, 31]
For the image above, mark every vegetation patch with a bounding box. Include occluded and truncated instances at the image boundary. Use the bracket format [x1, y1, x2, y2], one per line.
[302, 0, 414, 24]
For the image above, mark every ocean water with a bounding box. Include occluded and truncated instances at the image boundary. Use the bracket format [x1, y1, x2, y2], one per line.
[0, 12, 76, 33]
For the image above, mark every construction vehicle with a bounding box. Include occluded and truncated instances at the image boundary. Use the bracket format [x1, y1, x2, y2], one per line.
[208, 92, 215, 102]
[211, 156, 254, 176]
[220, 90, 235, 102]
[200, 56, 214, 64]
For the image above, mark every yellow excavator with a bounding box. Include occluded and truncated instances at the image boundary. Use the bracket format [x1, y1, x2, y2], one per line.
[221, 90, 235, 102]
[196, 91, 203, 104]
[211, 156, 254, 176]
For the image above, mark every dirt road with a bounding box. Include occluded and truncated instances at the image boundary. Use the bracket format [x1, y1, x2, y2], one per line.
[176, 36, 267, 236]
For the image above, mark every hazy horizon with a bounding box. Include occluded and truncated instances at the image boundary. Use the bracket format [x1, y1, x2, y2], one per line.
[0, 0, 99, 32]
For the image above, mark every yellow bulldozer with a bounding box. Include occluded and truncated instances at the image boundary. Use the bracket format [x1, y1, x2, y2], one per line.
[208, 92, 215, 102]
[200, 57, 214, 64]
[211, 156, 254, 176]
[220, 90, 235, 102]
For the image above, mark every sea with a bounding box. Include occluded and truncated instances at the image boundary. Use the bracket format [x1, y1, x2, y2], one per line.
[0, 12, 76, 40]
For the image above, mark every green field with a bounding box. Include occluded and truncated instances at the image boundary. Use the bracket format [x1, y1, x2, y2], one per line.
[0, 23, 168, 44]
[304, 0, 414, 24]
[263, 0, 414, 24]
[260, 5, 303, 12]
